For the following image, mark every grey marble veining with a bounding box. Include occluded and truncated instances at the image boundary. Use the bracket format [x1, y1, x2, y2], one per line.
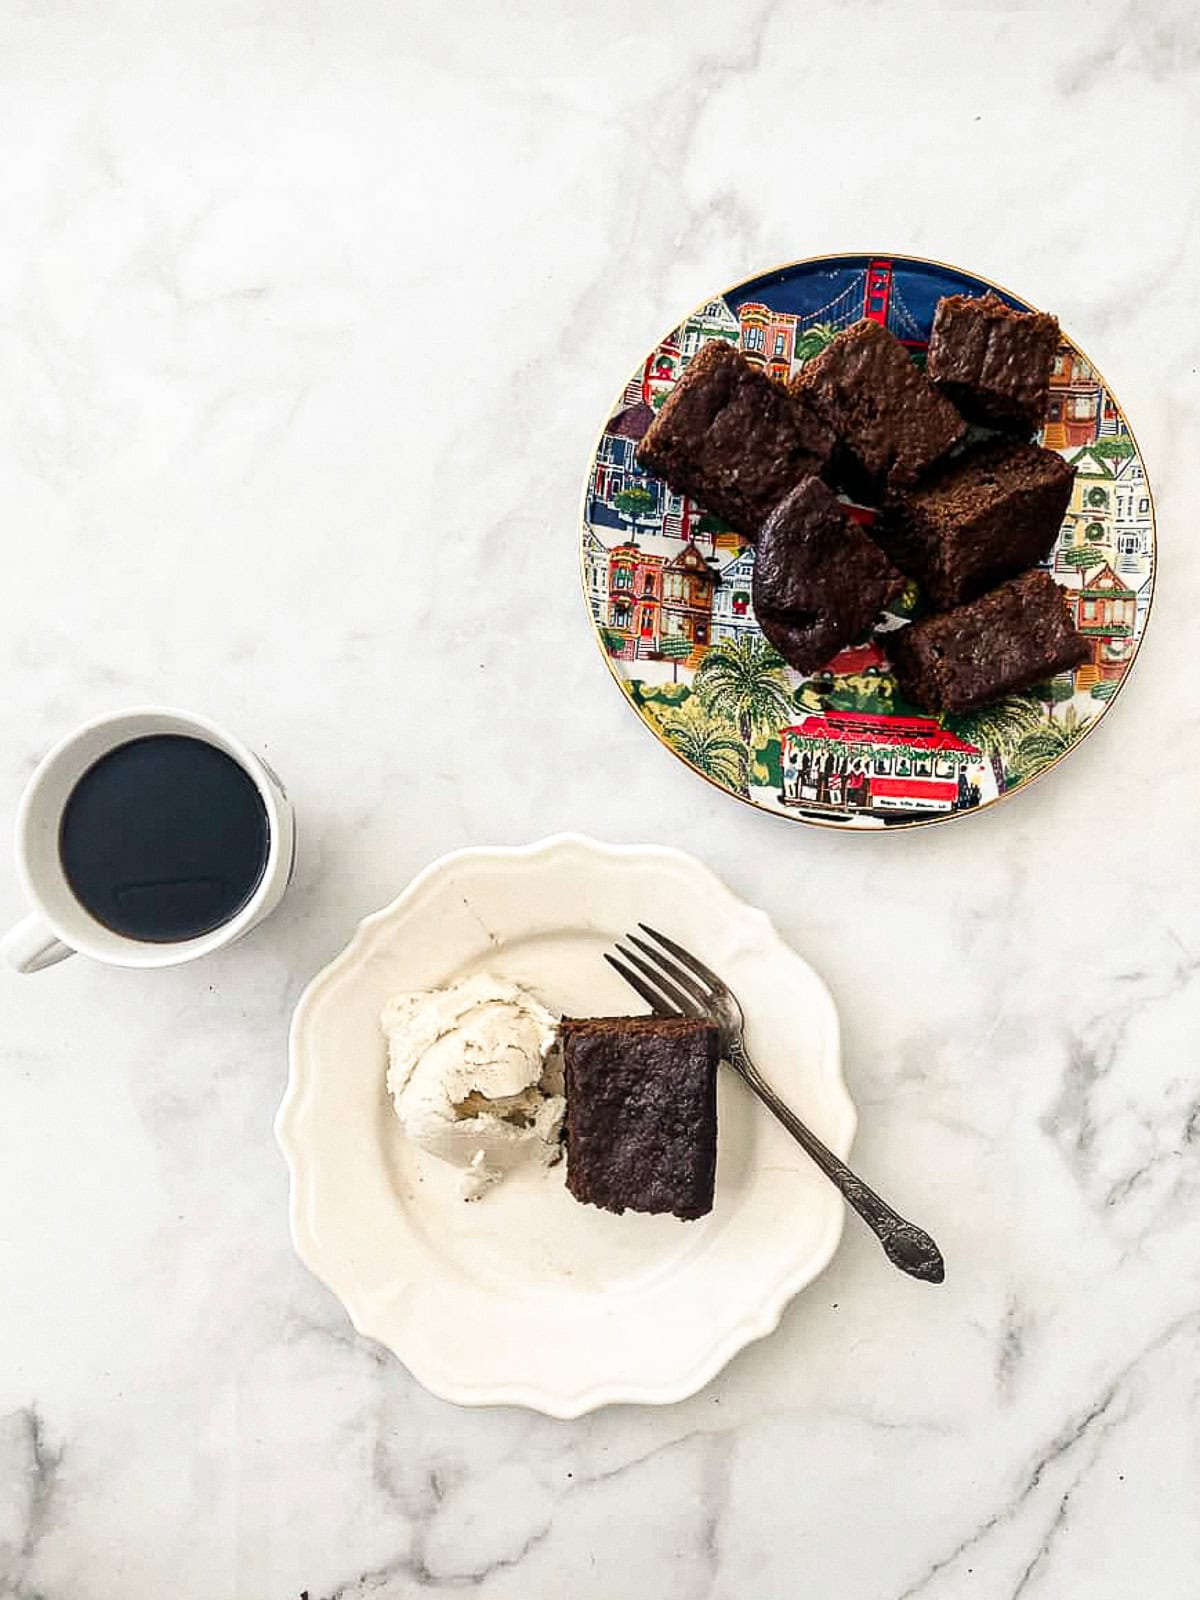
[2, 1, 1200, 1595]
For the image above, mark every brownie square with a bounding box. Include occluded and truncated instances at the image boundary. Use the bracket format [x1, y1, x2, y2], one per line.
[561, 1016, 719, 1220]
[636, 340, 835, 541]
[788, 318, 966, 501]
[889, 569, 1089, 714]
[752, 476, 906, 674]
[927, 293, 1060, 435]
[875, 438, 1075, 610]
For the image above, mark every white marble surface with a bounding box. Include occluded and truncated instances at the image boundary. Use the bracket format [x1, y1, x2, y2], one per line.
[1, 2, 1198, 1595]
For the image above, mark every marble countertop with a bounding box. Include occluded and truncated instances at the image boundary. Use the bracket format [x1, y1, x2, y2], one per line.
[2, 2, 1198, 1595]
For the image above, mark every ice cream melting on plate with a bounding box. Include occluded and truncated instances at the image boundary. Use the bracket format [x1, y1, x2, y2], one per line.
[382, 973, 563, 1198]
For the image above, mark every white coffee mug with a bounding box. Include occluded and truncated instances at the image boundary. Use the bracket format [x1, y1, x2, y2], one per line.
[3, 706, 295, 974]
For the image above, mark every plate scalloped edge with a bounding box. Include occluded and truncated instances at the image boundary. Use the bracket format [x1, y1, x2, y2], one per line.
[276, 833, 857, 1417]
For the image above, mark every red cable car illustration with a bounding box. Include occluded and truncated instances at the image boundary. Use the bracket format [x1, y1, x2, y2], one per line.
[779, 712, 989, 818]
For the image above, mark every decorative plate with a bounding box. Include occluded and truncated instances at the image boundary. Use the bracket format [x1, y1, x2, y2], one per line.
[580, 253, 1155, 830]
[276, 835, 854, 1417]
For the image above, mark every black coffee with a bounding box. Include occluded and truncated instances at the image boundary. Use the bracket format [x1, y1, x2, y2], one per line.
[59, 734, 270, 942]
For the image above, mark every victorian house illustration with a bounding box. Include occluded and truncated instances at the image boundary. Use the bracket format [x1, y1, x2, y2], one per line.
[678, 298, 741, 363]
[605, 540, 664, 657]
[583, 527, 608, 622]
[1111, 453, 1153, 578]
[1062, 561, 1138, 688]
[1055, 446, 1115, 568]
[712, 548, 757, 644]
[616, 298, 742, 407]
[597, 537, 717, 666]
[1052, 439, 1152, 603]
[736, 301, 800, 380]
[1043, 345, 1106, 450]
[660, 544, 718, 664]
[590, 400, 655, 533]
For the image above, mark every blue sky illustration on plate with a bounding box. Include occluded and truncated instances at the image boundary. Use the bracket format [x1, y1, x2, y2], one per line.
[723, 254, 1027, 346]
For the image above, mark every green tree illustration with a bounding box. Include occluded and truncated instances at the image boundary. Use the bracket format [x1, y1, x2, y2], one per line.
[658, 634, 693, 683]
[662, 700, 747, 792]
[696, 512, 731, 539]
[599, 626, 626, 656]
[794, 322, 841, 364]
[1061, 545, 1106, 577]
[1031, 674, 1076, 720]
[693, 634, 793, 748]
[1086, 436, 1135, 462]
[613, 484, 656, 540]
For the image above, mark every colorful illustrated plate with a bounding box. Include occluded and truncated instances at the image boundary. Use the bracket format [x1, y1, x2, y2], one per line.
[580, 254, 1155, 830]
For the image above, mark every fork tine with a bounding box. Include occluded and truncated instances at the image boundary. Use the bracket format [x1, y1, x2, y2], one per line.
[615, 943, 705, 1019]
[626, 933, 711, 1007]
[604, 953, 676, 1017]
[638, 924, 725, 994]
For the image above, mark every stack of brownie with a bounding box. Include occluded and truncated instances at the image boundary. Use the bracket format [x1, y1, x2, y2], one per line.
[636, 293, 1088, 713]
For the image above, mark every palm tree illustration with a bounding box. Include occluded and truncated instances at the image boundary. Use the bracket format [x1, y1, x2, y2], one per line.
[662, 701, 747, 792]
[1009, 705, 1087, 782]
[794, 322, 841, 364]
[693, 635, 793, 753]
[944, 694, 1043, 767]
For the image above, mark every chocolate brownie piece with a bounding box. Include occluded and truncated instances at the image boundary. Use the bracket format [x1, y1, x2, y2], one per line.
[635, 339, 835, 540]
[889, 569, 1088, 714]
[561, 1015, 719, 1220]
[752, 476, 906, 674]
[875, 438, 1075, 610]
[927, 293, 1060, 434]
[788, 318, 966, 500]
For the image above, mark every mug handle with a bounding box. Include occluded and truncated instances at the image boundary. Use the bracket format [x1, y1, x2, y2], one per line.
[2, 913, 74, 973]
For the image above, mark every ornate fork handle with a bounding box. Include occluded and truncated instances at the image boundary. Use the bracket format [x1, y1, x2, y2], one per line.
[728, 1043, 945, 1284]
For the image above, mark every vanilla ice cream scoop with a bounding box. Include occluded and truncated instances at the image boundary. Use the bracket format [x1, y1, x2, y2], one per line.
[381, 974, 563, 1198]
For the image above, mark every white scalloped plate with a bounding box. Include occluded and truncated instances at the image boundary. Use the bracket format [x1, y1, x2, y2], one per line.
[276, 835, 855, 1416]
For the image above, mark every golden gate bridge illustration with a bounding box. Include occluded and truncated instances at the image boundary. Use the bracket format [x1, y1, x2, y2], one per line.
[735, 258, 929, 375]
[783, 258, 925, 343]
[854, 258, 927, 347]
[640, 259, 931, 403]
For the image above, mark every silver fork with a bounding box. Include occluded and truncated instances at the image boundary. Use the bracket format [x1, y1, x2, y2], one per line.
[605, 924, 945, 1285]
